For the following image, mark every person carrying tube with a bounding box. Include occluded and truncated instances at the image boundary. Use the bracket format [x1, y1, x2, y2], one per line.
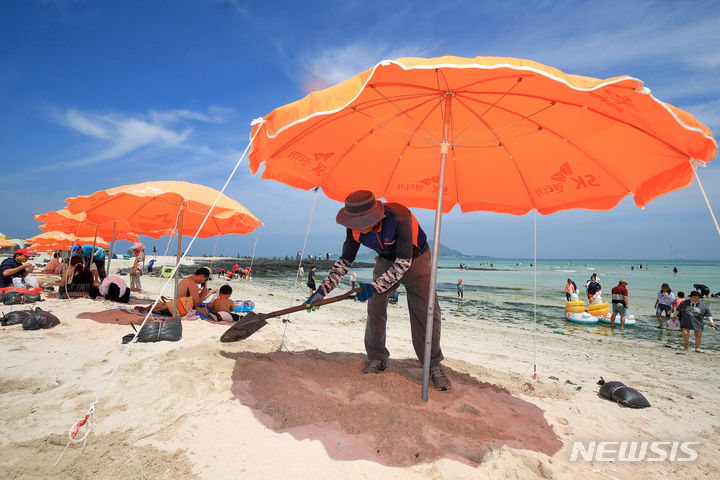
[305, 190, 450, 391]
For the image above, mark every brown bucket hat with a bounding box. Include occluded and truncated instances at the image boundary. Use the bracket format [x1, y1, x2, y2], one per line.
[336, 190, 386, 230]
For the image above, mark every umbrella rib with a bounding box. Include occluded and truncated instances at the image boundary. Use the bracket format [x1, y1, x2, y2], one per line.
[380, 96, 448, 198]
[317, 95, 447, 189]
[453, 78, 523, 143]
[454, 101, 555, 146]
[369, 84, 441, 143]
[456, 95, 634, 193]
[456, 89, 698, 159]
[265, 93, 442, 162]
[453, 96, 538, 209]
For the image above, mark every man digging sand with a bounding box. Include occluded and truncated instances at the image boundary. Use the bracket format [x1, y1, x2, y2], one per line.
[306, 190, 451, 391]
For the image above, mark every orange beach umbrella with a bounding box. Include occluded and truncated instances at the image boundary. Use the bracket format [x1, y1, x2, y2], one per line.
[65, 181, 262, 310]
[27, 231, 110, 250]
[65, 181, 262, 238]
[35, 208, 140, 242]
[0, 238, 17, 248]
[248, 56, 717, 400]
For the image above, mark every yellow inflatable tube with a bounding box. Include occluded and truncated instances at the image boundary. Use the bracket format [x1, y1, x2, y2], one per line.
[564, 306, 587, 313]
[590, 307, 611, 316]
[566, 301, 585, 307]
[587, 301, 609, 310]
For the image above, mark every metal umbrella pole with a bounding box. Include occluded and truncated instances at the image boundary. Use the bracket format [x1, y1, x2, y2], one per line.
[421, 93, 453, 402]
[172, 205, 185, 317]
[106, 221, 116, 276]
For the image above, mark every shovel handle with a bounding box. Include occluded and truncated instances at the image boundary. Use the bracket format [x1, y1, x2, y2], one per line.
[259, 287, 363, 321]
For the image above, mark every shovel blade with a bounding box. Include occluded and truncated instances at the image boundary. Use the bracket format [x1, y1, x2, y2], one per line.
[220, 312, 269, 342]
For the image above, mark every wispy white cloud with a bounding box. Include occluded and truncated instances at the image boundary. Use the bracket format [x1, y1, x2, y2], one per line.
[299, 41, 423, 92]
[49, 106, 235, 169]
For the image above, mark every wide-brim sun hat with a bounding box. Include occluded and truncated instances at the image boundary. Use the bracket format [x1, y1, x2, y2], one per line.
[336, 190, 386, 230]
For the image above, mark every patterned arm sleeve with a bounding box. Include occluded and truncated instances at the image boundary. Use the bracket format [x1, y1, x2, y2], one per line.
[370, 257, 412, 294]
[317, 258, 352, 295]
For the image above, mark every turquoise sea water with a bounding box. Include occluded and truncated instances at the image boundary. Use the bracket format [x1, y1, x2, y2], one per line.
[348, 258, 720, 351]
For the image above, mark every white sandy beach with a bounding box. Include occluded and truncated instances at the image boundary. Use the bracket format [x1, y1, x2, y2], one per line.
[1, 256, 719, 479]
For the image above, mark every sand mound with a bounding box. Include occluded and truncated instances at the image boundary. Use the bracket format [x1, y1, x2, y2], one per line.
[3, 432, 197, 480]
[223, 349, 562, 467]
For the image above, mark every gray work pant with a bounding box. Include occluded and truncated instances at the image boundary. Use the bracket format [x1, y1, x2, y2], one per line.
[365, 250, 444, 365]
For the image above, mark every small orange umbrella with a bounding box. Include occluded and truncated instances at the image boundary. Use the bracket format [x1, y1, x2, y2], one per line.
[27, 231, 110, 250]
[248, 56, 717, 400]
[65, 181, 261, 238]
[65, 181, 262, 311]
[0, 238, 17, 248]
[35, 209, 140, 242]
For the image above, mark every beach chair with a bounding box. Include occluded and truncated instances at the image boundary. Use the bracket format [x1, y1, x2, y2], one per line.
[161, 265, 174, 278]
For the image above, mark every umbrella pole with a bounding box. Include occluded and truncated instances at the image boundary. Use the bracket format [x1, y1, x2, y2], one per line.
[89, 226, 99, 274]
[421, 93, 453, 402]
[107, 222, 116, 276]
[173, 206, 185, 317]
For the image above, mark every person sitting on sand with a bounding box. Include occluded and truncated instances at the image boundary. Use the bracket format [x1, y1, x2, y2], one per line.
[1, 248, 44, 288]
[209, 284, 239, 322]
[676, 290, 715, 352]
[42, 252, 60, 274]
[98, 275, 131, 303]
[59, 255, 99, 297]
[177, 267, 212, 308]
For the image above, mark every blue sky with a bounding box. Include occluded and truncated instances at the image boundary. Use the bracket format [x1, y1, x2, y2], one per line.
[1, 0, 719, 260]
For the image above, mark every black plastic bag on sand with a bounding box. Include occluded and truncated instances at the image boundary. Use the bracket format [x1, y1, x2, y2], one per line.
[2, 293, 24, 305]
[1, 292, 42, 305]
[122, 318, 182, 344]
[597, 377, 651, 408]
[22, 308, 60, 330]
[1, 310, 32, 326]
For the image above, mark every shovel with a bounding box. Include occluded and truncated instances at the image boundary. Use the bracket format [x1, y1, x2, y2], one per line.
[220, 287, 362, 342]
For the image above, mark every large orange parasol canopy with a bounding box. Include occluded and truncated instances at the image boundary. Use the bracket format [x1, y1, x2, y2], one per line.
[35, 209, 140, 242]
[249, 56, 716, 214]
[248, 56, 716, 401]
[65, 181, 262, 237]
[27, 231, 110, 250]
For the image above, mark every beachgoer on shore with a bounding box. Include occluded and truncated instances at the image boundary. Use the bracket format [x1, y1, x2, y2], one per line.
[305, 190, 450, 391]
[673, 266, 678, 275]
[210, 284, 239, 322]
[98, 275, 131, 303]
[177, 267, 212, 309]
[693, 283, 710, 298]
[669, 291, 685, 328]
[610, 279, 629, 329]
[457, 279, 464, 299]
[564, 278, 577, 301]
[1, 248, 43, 288]
[675, 290, 715, 352]
[350, 271, 357, 289]
[654, 283, 675, 328]
[586, 274, 601, 303]
[306, 266, 316, 295]
[130, 243, 145, 291]
[60, 255, 99, 297]
[71, 244, 106, 280]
